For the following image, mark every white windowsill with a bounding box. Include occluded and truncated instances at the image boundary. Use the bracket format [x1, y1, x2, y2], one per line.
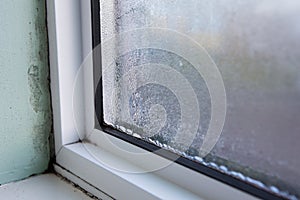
[0, 174, 94, 200]
[55, 132, 258, 200]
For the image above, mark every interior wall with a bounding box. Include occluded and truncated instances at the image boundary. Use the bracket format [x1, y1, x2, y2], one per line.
[0, 0, 51, 184]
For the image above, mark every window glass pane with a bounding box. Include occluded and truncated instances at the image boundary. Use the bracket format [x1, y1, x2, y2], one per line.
[100, 0, 300, 198]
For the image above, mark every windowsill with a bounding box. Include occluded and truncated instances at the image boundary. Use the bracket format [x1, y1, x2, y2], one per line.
[0, 174, 95, 200]
[55, 136, 259, 200]
[56, 142, 202, 200]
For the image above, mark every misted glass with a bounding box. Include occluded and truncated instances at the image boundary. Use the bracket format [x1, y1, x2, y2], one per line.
[100, 0, 300, 198]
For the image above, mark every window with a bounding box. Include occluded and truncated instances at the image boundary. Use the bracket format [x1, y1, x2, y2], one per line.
[48, 0, 300, 199]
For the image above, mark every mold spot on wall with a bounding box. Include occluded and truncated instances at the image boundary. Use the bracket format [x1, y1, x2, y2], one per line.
[28, 65, 42, 113]
[32, 113, 51, 157]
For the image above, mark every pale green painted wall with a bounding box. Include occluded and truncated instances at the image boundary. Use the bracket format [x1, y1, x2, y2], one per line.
[0, 0, 51, 184]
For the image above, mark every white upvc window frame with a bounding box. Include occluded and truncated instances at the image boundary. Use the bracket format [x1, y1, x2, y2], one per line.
[47, 0, 260, 199]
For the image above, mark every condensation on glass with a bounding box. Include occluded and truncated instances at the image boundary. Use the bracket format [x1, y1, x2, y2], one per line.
[99, 0, 300, 198]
